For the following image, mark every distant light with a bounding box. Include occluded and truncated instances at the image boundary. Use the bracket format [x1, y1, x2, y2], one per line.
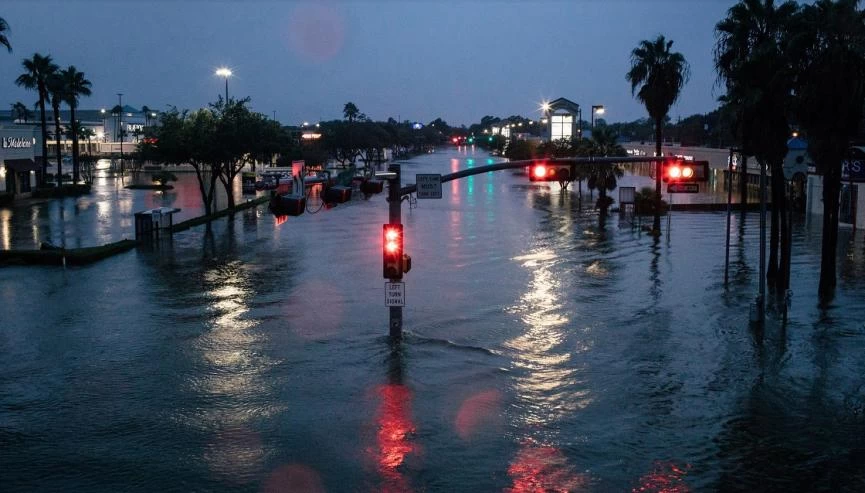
[151, 112, 157, 117]
[315, 123, 320, 128]
[540, 101, 551, 112]
[792, 131, 799, 138]
[100, 108, 106, 114]
[96, 131, 104, 139]
[215, 67, 232, 78]
[303, 121, 309, 127]
[412, 122, 422, 130]
[594, 106, 605, 115]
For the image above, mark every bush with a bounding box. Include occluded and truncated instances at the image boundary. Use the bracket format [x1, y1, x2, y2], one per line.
[634, 186, 668, 215]
[151, 171, 178, 186]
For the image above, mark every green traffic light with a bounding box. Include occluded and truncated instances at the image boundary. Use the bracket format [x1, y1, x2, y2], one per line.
[488, 136, 493, 142]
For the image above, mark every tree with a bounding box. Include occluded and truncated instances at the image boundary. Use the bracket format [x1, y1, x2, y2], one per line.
[0, 17, 10, 53]
[16, 53, 58, 185]
[142, 105, 151, 127]
[48, 74, 65, 184]
[585, 127, 626, 215]
[626, 35, 690, 235]
[147, 107, 221, 215]
[111, 104, 122, 141]
[715, 0, 799, 292]
[343, 102, 359, 122]
[792, 0, 865, 300]
[60, 66, 92, 183]
[11, 101, 31, 123]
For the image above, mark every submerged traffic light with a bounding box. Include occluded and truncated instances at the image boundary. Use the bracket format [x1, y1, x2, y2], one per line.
[383, 224, 404, 279]
[662, 158, 709, 183]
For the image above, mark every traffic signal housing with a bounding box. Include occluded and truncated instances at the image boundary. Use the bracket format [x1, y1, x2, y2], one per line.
[662, 158, 709, 183]
[528, 161, 572, 182]
[383, 224, 404, 279]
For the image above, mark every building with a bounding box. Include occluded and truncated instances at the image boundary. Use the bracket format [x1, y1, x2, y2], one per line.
[542, 98, 581, 142]
[0, 125, 40, 199]
[806, 145, 865, 229]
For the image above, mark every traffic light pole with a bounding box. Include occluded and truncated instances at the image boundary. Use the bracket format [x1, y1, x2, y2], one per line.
[388, 163, 403, 339]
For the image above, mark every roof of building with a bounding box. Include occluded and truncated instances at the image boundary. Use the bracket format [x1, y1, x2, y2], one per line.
[548, 98, 581, 114]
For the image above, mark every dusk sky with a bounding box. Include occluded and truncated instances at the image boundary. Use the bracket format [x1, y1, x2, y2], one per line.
[1, 1, 734, 126]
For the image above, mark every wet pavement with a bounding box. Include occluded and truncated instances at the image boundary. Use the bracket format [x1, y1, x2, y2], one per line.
[2, 147, 865, 492]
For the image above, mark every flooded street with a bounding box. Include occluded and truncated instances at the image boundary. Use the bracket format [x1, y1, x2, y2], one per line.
[2, 147, 865, 492]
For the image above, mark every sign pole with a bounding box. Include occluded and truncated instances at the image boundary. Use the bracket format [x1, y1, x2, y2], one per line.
[388, 164, 403, 339]
[724, 148, 734, 285]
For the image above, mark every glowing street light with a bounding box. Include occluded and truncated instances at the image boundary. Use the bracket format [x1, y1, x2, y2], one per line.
[540, 100, 551, 113]
[591, 105, 605, 128]
[215, 67, 232, 101]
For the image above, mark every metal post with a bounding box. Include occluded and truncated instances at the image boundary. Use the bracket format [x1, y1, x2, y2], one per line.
[225, 78, 229, 102]
[758, 160, 766, 324]
[117, 93, 123, 173]
[724, 148, 734, 285]
[388, 164, 403, 339]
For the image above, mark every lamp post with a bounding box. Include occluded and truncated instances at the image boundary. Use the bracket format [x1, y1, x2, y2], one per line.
[117, 93, 123, 171]
[216, 67, 232, 102]
[591, 105, 605, 129]
[100, 108, 106, 142]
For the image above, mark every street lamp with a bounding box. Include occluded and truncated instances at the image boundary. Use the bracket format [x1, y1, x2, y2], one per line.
[215, 67, 232, 101]
[591, 105, 605, 128]
[117, 93, 124, 171]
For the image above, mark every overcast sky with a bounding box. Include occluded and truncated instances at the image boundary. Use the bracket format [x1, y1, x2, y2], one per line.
[1, 0, 735, 126]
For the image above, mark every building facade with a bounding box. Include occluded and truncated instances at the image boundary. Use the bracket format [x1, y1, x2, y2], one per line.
[0, 125, 40, 198]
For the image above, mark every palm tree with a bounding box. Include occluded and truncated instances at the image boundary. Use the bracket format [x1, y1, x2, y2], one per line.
[111, 104, 122, 141]
[48, 74, 65, 185]
[792, 0, 865, 301]
[715, 0, 799, 292]
[16, 53, 58, 186]
[11, 101, 30, 123]
[585, 127, 626, 216]
[0, 17, 10, 53]
[142, 105, 151, 127]
[60, 66, 92, 183]
[626, 35, 690, 235]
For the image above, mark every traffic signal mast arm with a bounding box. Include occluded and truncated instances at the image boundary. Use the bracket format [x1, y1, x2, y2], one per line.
[398, 157, 667, 195]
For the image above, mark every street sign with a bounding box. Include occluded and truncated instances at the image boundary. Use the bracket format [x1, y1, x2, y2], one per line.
[667, 183, 699, 193]
[416, 174, 442, 199]
[385, 282, 405, 306]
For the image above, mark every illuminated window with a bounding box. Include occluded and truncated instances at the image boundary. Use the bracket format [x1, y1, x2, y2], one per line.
[551, 114, 573, 141]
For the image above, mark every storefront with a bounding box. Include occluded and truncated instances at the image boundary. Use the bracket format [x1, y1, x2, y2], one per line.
[0, 126, 40, 199]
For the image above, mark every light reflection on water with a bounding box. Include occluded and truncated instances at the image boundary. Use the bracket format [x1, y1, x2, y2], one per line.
[2, 147, 865, 491]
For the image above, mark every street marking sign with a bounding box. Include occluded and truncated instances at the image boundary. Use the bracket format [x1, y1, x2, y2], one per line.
[385, 282, 405, 306]
[416, 174, 442, 199]
[667, 183, 699, 193]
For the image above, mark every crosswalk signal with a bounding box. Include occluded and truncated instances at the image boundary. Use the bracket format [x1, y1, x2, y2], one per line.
[383, 224, 404, 279]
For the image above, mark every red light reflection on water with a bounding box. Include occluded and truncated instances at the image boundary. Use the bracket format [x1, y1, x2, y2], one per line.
[371, 383, 417, 492]
[274, 215, 288, 226]
[455, 389, 503, 440]
[506, 439, 588, 493]
[262, 464, 325, 493]
[632, 461, 691, 493]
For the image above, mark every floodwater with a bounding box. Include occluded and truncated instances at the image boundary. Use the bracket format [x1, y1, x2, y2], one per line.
[2, 147, 865, 492]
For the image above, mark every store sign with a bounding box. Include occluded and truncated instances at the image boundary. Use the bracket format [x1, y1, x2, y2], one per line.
[841, 159, 865, 182]
[126, 124, 144, 132]
[1, 137, 33, 149]
[843, 147, 865, 182]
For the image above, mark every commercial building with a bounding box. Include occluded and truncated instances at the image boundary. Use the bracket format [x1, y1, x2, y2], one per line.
[0, 125, 40, 198]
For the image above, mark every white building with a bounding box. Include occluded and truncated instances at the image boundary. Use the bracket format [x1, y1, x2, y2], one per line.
[0, 125, 40, 198]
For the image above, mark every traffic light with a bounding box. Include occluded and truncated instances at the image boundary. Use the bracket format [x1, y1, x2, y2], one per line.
[662, 158, 709, 183]
[488, 136, 493, 142]
[529, 161, 571, 182]
[468, 137, 474, 144]
[383, 224, 404, 279]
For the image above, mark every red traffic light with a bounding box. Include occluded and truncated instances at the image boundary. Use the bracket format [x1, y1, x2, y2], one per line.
[529, 162, 570, 182]
[663, 158, 709, 183]
[383, 224, 404, 279]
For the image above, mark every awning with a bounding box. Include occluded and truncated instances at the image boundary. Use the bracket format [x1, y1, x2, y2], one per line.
[3, 159, 40, 172]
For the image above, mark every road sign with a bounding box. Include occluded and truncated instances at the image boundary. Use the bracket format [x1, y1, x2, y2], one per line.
[667, 183, 699, 193]
[416, 174, 442, 199]
[385, 282, 405, 306]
